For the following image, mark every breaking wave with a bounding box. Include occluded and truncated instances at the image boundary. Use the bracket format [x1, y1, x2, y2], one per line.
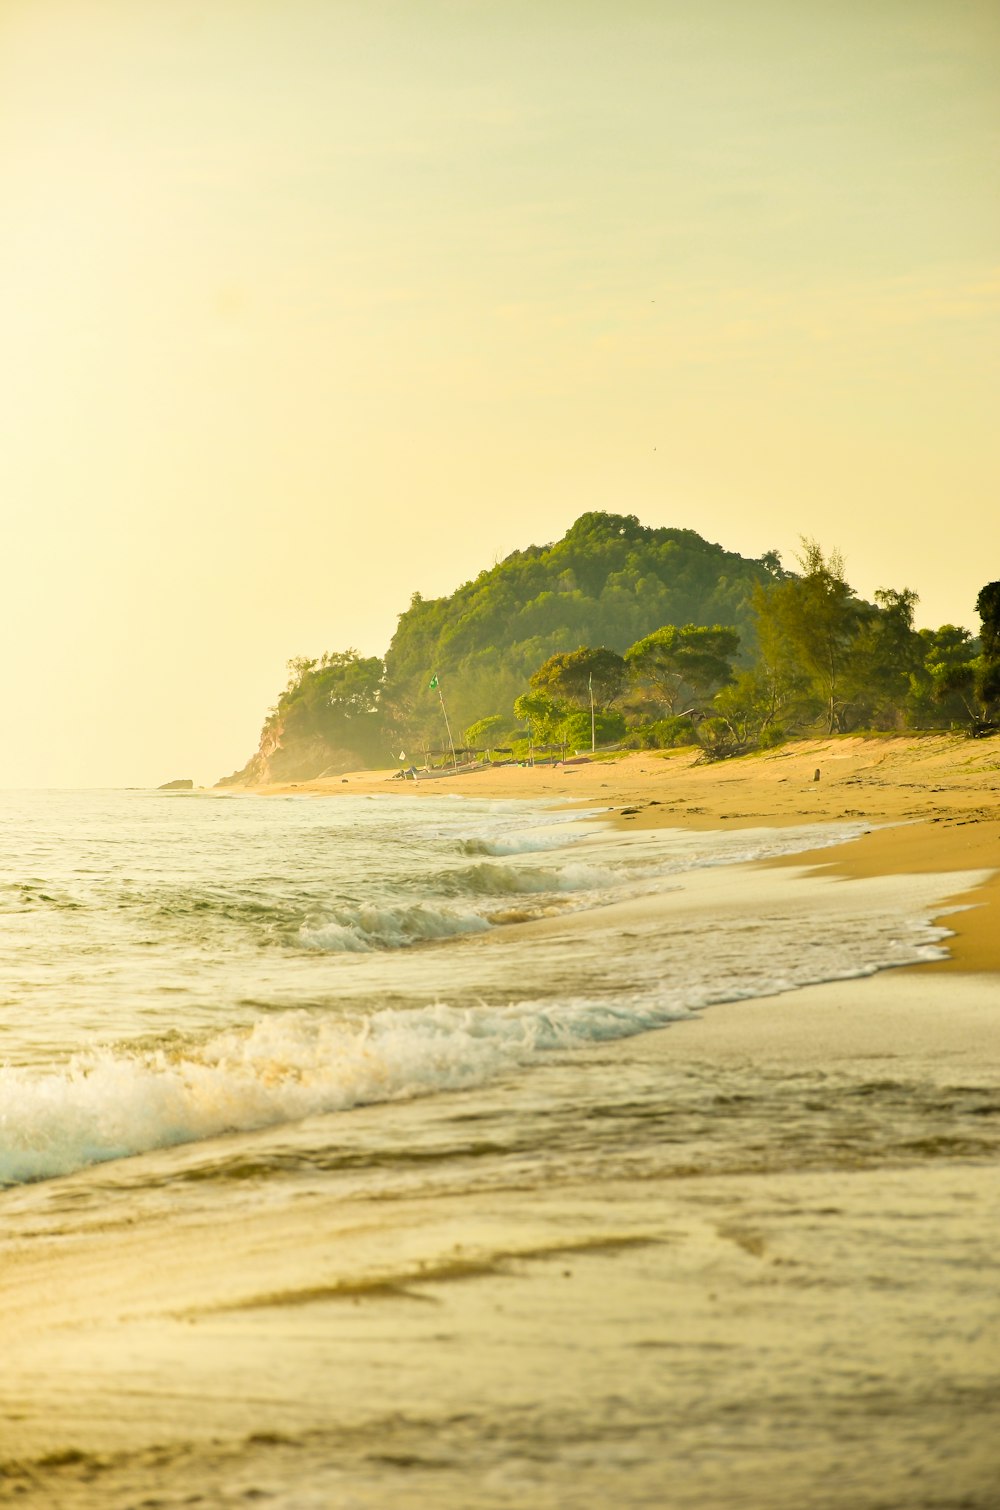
[298, 902, 491, 952]
[458, 832, 591, 857]
[0, 995, 694, 1185]
[296, 863, 615, 951]
[438, 861, 611, 897]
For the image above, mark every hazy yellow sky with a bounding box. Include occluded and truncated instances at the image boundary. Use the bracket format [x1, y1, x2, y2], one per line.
[1, 0, 997, 785]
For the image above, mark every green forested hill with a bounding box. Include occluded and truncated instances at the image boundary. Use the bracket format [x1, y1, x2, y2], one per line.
[382, 512, 774, 741]
[224, 511, 996, 783]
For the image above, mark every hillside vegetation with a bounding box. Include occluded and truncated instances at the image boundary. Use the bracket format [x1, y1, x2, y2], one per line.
[219, 512, 998, 783]
[381, 511, 773, 748]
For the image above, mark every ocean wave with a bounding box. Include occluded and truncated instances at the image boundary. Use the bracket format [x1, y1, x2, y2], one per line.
[0, 995, 694, 1186]
[295, 861, 612, 947]
[438, 861, 612, 897]
[298, 902, 491, 952]
[0, 880, 83, 914]
[458, 833, 585, 857]
[0, 873, 969, 1187]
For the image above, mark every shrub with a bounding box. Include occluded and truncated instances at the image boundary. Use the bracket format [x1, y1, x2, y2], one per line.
[623, 716, 697, 749]
[561, 708, 626, 750]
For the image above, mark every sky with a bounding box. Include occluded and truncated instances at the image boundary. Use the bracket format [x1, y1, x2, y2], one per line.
[1, 0, 997, 786]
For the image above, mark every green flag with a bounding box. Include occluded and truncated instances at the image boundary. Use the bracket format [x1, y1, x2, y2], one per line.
[428, 674, 439, 690]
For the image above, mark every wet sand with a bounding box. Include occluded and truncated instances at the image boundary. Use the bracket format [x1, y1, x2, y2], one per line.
[2, 736, 998, 1507]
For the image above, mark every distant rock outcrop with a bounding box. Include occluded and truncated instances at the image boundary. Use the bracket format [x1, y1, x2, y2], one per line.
[216, 650, 386, 787]
[158, 778, 194, 791]
[216, 721, 359, 787]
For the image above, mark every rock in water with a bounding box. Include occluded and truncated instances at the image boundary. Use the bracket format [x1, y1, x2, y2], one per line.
[158, 779, 194, 791]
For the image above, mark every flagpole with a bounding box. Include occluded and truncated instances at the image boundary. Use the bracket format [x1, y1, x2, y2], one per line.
[589, 672, 595, 753]
[430, 674, 458, 769]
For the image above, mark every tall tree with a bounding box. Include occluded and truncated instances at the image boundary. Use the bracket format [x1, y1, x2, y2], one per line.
[908, 625, 980, 727]
[512, 691, 564, 743]
[753, 540, 862, 733]
[529, 646, 628, 711]
[842, 587, 922, 729]
[975, 581, 1000, 721]
[976, 581, 1000, 660]
[625, 623, 739, 715]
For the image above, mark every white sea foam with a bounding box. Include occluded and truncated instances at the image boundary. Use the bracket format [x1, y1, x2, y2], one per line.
[0, 792, 988, 1189]
[0, 994, 694, 1185]
[295, 864, 616, 951]
[0, 863, 980, 1186]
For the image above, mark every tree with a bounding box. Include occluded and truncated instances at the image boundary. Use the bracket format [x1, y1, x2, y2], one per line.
[464, 714, 505, 750]
[529, 646, 627, 711]
[561, 708, 626, 750]
[975, 660, 1000, 722]
[222, 648, 387, 783]
[841, 587, 922, 729]
[380, 511, 774, 738]
[976, 581, 1000, 660]
[625, 623, 739, 715]
[708, 669, 789, 751]
[272, 650, 384, 744]
[974, 581, 1000, 724]
[513, 691, 564, 743]
[907, 625, 980, 727]
[753, 540, 863, 733]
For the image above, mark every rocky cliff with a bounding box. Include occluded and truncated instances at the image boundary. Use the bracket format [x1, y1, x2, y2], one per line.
[216, 719, 366, 787]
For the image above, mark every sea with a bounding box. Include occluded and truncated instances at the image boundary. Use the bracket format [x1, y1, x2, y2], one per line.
[1, 788, 998, 1509]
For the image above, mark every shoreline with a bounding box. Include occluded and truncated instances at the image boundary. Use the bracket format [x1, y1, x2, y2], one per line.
[2, 744, 998, 1505]
[233, 733, 1000, 976]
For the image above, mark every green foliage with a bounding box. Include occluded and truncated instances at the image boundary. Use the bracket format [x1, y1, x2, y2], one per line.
[275, 651, 385, 762]
[749, 542, 931, 734]
[463, 714, 505, 749]
[223, 649, 387, 782]
[561, 708, 626, 750]
[974, 581, 1000, 725]
[907, 625, 980, 727]
[529, 646, 627, 711]
[271, 651, 384, 735]
[752, 540, 864, 734]
[976, 658, 1000, 715]
[625, 623, 739, 715]
[976, 582, 1000, 660]
[513, 691, 565, 742]
[694, 716, 742, 760]
[835, 587, 922, 731]
[759, 549, 786, 579]
[708, 669, 785, 750]
[622, 716, 697, 749]
[381, 511, 773, 741]
[229, 519, 987, 781]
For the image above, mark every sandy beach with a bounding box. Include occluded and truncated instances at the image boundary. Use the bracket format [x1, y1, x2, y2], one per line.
[2, 735, 998, 1508]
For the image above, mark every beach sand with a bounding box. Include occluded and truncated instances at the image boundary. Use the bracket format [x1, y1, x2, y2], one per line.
[2, 736, 998, 1507]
